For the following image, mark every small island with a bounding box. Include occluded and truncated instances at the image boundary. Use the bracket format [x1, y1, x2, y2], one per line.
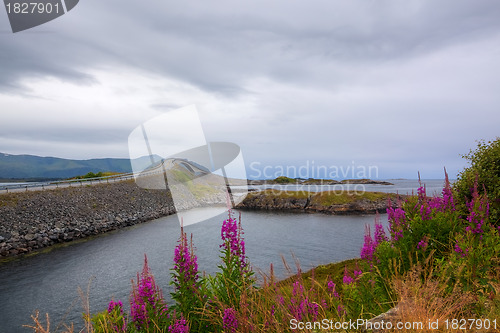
[247, 176, 394, 186]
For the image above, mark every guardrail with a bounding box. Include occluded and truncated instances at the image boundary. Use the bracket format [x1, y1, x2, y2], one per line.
[0, 172, 137, 193]
[0, 158, 204, 194]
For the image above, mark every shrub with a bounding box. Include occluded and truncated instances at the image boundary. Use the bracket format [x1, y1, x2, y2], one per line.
[454, 138, 500, 226]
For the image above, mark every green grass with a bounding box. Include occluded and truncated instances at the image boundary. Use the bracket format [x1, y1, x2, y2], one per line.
[273, 176, 297, 184]
[278, 258, 361, 289]
[312, 190, 392, 206]
[245, 189, 395, 206]
[170, 169, 195, 183]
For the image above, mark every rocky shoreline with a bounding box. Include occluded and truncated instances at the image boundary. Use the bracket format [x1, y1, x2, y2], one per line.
[0, 181, 402, 259]
[237, 189, 402, 214]
[0, 180, 178, 259]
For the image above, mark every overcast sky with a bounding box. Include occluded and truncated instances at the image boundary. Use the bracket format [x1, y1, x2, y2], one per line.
[1, 0, 499, 179]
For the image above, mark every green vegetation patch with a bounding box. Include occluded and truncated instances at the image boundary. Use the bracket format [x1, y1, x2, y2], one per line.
[273, 176, 297, 184]
[311, 190, 390, 206]
[245, 189, 393, 207]
[454, 137, 500, 225]
[279, 258, 361, 290]
[170, 169, 195, 183]
[0, 192, 20, 207]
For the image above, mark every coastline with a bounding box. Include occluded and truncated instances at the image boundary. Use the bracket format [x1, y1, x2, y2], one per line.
[0, 180, 177, 260]
[0, 180, 401, 260]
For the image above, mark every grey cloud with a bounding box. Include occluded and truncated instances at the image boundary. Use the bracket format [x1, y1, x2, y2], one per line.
[3, 0, 500, 93]
[1, 0, 500, 177]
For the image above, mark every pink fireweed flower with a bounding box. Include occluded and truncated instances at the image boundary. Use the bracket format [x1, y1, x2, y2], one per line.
[173, 229, 199, 289]
[304, 299, 319, 321]
[454, 243, 468, 258]
[373, 214, 388, 246]
[465, 181, 490, 236]
[327, 280, 339, 298]
[387, 205, 406, 242]
[417, 183, 426, 201]
[130, 255, 167, 327]
[108, 300, 124, 314]
[220, 213, 248, 271]
[292, 281, 304, 296]
[222, 308, 238, 333]
[361, 225, 376, 263]
[289, 297, 319, 321]
[420, 203, 432, 220]
[353, 264, 362, 278]
[343, 266, 354, 285]
[417, 236, 429, 250]
[168, 315, 189, 333]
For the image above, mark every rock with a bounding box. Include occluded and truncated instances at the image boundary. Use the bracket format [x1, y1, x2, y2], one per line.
[24, 233, 36, 241]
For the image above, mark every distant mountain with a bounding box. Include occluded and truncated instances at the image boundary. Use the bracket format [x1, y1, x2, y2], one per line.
[0, 152, 153, 180]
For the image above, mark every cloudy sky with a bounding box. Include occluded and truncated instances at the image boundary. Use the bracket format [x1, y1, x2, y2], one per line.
[1, 0, 499, 179]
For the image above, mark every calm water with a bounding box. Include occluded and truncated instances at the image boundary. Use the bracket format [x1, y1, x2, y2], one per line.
[0, 179, 445, 332]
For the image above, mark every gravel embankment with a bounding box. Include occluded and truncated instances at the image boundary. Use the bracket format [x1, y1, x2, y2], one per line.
[0, 180, 176, 258]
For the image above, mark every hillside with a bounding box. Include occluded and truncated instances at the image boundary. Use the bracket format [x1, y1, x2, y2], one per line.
[0, 152, 134, 180]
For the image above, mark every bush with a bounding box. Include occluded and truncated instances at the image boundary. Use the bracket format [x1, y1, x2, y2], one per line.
[454, 138, 500, 226]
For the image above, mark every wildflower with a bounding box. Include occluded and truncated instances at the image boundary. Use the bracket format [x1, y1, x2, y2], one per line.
[417, 236, 429, 250]
[343, 266, 354, 285]
[353, 264, 362, 278]
[337, 304, 346, 316]
[442, 169, 456, 211]
[292, 281, 304, 296]
[387, 205, 406, 241]
[305, 299, 319, 321]
[173, 229, 199, 288]
[107, 300, 123, 314]
[454, 243, 468, 258]
[327, 280, 339, 298]
[360, 225, 376, 262]
[170, 227, 202, 323]
[462, 179, 490, 239]
[222, 308, 238, 333]
[420, 203, 432, 220]
[220, 214, 248, 271]
[168, 315, 189, 333]
[417, 183, 426, 201]
[130, 255, 167, 328]
[373, 214, 387, 245]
